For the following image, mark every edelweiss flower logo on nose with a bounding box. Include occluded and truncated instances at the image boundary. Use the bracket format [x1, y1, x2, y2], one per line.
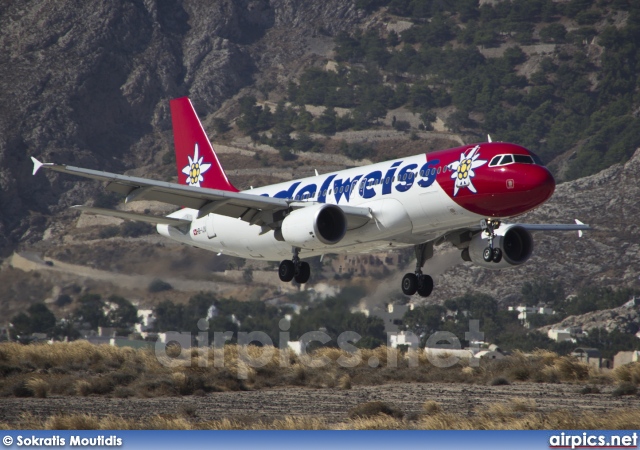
[181, 143, 212, 187]
[447, 145, 487, 196]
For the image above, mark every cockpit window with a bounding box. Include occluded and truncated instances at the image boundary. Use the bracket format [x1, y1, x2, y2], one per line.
[513, 154, 534, 164]
[489, 153, 539, 167]
[500, 154, 513, 165]
[530, 153, 544, 165]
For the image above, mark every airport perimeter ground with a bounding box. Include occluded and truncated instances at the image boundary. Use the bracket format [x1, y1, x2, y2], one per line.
[2, 382, 640, 429]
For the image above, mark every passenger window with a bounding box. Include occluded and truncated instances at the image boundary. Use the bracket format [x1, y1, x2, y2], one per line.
[385, 177, 390, 184]
[500, 154, 513, 165]
[345, 185, 350, 193]
[437, 167, 441, 174]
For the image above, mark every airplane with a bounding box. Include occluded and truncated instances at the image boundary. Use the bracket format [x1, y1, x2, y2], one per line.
[31, 97, 590, 297]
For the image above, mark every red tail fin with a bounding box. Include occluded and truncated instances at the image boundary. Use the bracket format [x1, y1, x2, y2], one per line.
[170, 97, 238, 192]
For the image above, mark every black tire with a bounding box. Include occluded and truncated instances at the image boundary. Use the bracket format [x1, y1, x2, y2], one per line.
[482, 247, 494, 262]
[401, 273, 418, 296]
[294, 261, 311, 284]
[278, 260, 295, 282]
[492, 248, 503, 263]
[417, 274, 434, 297]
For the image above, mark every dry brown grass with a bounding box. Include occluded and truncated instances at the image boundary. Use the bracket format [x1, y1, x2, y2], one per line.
[0, 342, 610, 400]
[3, 407, 640, 430]
[614, 362, 640, 384]
[25, 377, 49, 398]
[422, 400, 442, 414]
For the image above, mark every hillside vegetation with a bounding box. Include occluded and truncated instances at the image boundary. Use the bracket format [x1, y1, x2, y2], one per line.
[239, 0, 640, 180]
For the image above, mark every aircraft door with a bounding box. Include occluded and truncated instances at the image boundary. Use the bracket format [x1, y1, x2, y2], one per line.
[206, 214, 217, 239]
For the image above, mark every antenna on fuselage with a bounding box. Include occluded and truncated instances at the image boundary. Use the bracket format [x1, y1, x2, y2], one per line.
[487, 134, 492, 143]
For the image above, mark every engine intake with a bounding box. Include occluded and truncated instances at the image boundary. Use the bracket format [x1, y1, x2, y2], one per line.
[278, 204, 347, 248]
[468, 225, 533, 269]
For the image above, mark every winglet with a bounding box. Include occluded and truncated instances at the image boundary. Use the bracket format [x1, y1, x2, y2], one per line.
[31, 157, 44, 175]
[575, 219, 584, 238]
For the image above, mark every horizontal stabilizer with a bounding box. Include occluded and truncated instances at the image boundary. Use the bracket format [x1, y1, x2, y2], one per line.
[514, 223, 591, 232]
[72, 206, 191, 227]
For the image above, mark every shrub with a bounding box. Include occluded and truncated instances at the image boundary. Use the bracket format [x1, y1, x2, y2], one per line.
[120, 221, 153, 237]
[98, 226, 120, 239]
[26, 378, 49, 398]
[490, 377, 511, 386]
[113, 386, 134, 398]
[614, 362, 640, 384]
[338, 374, 352, 390]
[579, 386, 600, 395]
[612, 383, 637, 397]
[348, 401, 403, 420]
[422, 400, 442, 414]
[13, 381, 34, 398]
[148, 279, 173, 293]
[393, 120, 411, 131]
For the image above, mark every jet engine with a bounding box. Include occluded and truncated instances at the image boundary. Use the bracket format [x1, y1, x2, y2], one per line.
[277, 204, 347, 249]
[467, 225, 533, 269]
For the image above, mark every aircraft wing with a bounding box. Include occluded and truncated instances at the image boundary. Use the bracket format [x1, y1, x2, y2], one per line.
[32, 157, 372, 230]
[452, 220, 592, 240]
[71, 206, 191, 227]
[513, 221, 592, 237]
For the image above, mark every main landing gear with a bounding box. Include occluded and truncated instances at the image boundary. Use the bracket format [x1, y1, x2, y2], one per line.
[401, 242, 434, 297]
[278, 247, 311, 284]
[481, 219, 502, 263]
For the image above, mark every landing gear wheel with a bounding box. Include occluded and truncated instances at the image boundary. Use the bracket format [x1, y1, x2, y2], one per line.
[278, 260, 295, 282]
[482, 247, 494, 262]
[402, 273, 418, 296]
[492, 248, 503, 263]
[417, 274, 434, 297]
[294, 262, 311, 284]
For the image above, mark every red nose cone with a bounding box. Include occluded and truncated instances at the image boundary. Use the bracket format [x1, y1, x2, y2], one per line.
[524, 165, 555, 206]
[444, 162, 556, 218]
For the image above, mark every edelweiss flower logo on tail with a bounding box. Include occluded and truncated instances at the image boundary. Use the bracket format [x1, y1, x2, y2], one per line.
[447, 145, 487, 196]
[181, 143, 212, 187]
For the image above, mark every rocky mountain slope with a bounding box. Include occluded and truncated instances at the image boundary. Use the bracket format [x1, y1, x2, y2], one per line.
[539, 299, 639, 335]
[0, 0, 361, 255]
[1, 0, 639, 315]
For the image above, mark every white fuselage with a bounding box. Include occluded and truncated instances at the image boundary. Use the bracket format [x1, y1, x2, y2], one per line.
[157, 154, 484, 260]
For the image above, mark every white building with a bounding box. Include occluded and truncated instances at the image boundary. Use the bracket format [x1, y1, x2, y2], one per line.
[135, 309, 156, 333]
[389, 331, 420, 349]
[361, 303, 416, 333]
[548, 328, 576, 343]
[508, 305, 555, 325]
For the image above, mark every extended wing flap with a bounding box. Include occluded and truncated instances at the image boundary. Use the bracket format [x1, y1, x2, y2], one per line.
[71, 206, 192, 227]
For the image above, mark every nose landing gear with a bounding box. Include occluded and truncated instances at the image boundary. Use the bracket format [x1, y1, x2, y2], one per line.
[481, 219, 502, 263]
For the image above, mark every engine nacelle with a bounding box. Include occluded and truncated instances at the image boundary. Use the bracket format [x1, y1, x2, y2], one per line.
[468, 225, 533, 269]
[278, 204, 347, 249]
